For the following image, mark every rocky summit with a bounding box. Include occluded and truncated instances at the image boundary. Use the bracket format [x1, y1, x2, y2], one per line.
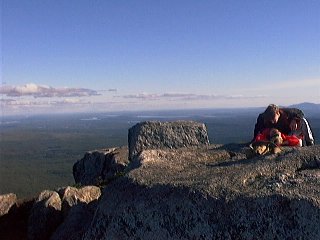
[0, 120, 320, 240]
[83, 145, 320, 240]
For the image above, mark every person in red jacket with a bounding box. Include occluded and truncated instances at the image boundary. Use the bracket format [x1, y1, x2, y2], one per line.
[253, 104, 315, 146]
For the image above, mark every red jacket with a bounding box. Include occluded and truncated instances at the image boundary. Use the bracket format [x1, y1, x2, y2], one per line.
[254, 128, 301, 146]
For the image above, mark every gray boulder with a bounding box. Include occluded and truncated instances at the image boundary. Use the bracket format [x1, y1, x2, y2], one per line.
[128, 121, 209, 160]
[83, 145, 320, 239]
[73, 146, 128, 186]
[28, 190, 62, 240]
[0, 193, 17, 217]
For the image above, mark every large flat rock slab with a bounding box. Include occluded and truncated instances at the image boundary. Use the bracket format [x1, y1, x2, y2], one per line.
[128, 121, 210, 160]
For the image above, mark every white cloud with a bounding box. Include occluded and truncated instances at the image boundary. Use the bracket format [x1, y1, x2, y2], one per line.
[119, 92, 267, 101]
[53, 98, 83, 104]
[121, 93, 161, 100]
[108, 88, 117, 92]
[5, 82, 316, 115]
[0, 83, 100, 98]
[0, 97, 95, 115]
[1, 98, 92, 107]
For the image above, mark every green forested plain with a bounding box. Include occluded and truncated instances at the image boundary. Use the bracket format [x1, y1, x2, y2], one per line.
[1, 109, 319, 198]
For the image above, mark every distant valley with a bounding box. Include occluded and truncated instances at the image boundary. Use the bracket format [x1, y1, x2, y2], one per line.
[1, 105, 319, 198]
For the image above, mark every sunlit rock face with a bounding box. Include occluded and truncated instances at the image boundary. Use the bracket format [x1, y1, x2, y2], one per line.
[0, 193, 17, 217]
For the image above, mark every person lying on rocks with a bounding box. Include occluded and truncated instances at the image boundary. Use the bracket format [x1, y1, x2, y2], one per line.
[253, 104, 315, 146]
[251, 128, 302, 155]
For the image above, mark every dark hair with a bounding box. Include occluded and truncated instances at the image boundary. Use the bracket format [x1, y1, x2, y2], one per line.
[264, 104, 279, 121]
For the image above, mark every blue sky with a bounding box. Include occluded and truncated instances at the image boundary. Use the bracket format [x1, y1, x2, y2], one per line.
[1, 0, 320, 115]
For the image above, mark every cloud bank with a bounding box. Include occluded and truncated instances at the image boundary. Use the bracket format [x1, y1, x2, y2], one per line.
[120, 92, 266, 101]
[0, 83, 269, 115]
[0, 83, 100, 98]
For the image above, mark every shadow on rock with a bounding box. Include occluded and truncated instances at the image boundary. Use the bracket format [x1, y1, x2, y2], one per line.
[0, 198, 35, 240]
[83, 180, 320, 240]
